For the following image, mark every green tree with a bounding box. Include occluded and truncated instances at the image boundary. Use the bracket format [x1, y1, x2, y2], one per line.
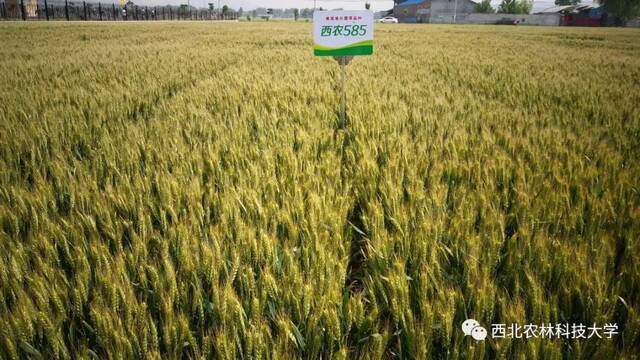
[222, 4, 229, 14]
[293, 8, 299, 20]
[498, 0, 516, 13]
[498, 0, 533, 13]
[476, 0, 496, 13]
[365, 2, 371, 9]
[518, 0, 533, 13]
[599, 0, 640, 22]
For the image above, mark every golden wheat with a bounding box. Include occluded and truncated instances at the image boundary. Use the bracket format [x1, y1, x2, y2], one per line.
[0, 21, 639, 359]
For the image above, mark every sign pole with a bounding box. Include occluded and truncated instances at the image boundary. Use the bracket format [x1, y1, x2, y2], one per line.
[341, 58, 346, 123]
[335, 56, 352, 124]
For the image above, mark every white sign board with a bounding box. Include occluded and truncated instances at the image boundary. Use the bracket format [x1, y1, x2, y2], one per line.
[313, 10, 374, 57]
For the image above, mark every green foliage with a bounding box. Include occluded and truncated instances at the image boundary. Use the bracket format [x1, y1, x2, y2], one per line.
[599, 0, 640, 21]
[0, 22, 639, 359]
[498, 0, 533, 14]
[476, 0, 496, 13]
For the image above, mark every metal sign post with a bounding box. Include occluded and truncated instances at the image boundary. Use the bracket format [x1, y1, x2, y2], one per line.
[313, 10, 373, 124]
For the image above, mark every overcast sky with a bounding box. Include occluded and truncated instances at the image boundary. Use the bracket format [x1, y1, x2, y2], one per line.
[138, 0, 596, 13]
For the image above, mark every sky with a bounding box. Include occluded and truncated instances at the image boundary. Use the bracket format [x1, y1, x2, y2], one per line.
[139, 0, 597, 13]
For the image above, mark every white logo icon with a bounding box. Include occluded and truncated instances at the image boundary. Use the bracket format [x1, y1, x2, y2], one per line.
[462, 319, 487, 341]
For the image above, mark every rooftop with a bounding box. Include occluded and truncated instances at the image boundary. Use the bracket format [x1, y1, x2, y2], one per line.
[396, 0, 425, 6]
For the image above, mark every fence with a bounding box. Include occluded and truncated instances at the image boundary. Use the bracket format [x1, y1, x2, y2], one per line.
[0, 0, 239, 21]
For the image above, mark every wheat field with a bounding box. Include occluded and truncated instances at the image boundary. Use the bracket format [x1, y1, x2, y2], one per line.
[0, 21, 639, 359]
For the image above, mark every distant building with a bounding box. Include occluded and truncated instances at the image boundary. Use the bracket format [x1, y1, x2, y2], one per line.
[537, 4, 606, 26]
[394, 0, 477, 23]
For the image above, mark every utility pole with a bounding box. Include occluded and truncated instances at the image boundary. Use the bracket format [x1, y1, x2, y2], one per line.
[453, 0, 457, 23]
[20, 0, 26, 21]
